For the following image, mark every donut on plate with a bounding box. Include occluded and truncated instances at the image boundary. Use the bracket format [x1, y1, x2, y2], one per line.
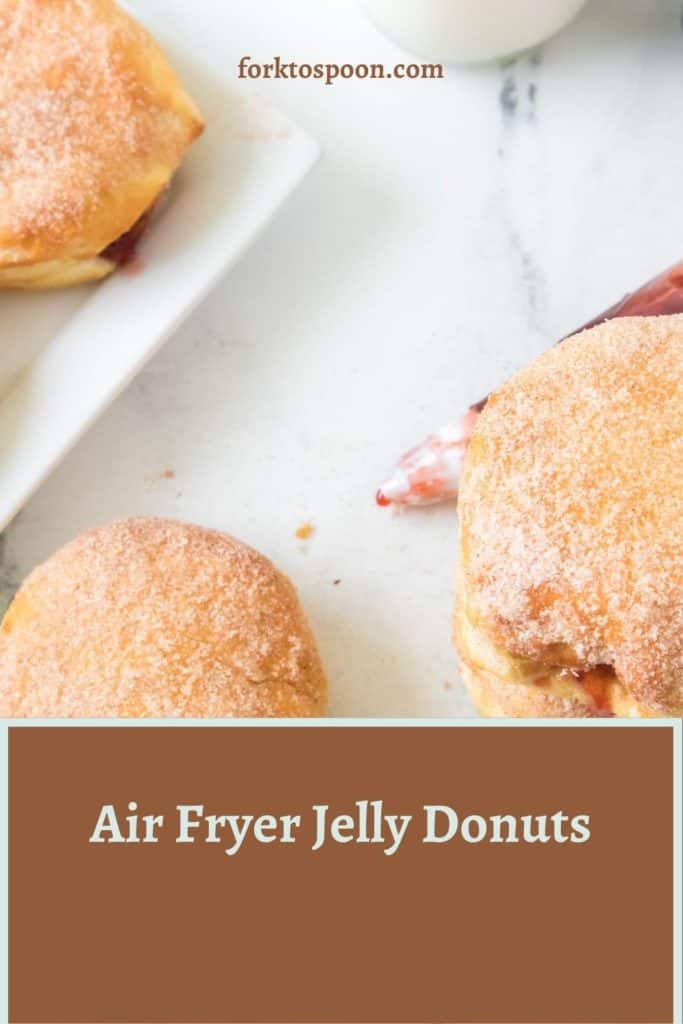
[0, 0, 203, 288]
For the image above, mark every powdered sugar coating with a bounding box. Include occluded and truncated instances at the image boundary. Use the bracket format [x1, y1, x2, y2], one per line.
[458, 315, 683, 714]
[0, 518, 327, 717]
[0, 0, 202, 264]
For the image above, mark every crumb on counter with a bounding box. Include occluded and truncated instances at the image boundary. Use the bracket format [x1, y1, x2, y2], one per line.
[296, 522, 314, 540]
[144, 467, 177, 484]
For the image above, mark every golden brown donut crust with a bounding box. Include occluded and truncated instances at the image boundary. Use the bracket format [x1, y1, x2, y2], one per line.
[0, 0, 203, 287]
[0, 518, 327, 718]
[455, 315, 683, 718]
[461, 662, 596, 718]
[455, 565, 647, 717]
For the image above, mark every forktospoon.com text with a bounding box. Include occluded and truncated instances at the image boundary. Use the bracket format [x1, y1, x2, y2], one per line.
[237, 55, 445, 86]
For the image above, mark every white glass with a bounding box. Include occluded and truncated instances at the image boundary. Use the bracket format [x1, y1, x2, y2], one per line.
[359, 0, 590, 65]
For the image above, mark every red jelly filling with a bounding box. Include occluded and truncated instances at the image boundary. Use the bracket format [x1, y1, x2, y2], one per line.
[572, 666, 615, 716]
[101, 206, 155, 267]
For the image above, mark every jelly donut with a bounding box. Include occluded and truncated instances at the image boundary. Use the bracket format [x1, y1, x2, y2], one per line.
[0, 518, 327, 717]
[0, 0, 203, 288]
[455, 315, 683, 717]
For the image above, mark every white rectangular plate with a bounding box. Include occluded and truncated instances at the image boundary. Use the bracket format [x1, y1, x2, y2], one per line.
[0, 24, 319, 533]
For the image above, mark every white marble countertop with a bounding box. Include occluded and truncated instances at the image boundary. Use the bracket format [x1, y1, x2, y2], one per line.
[3, 0, 683, 716]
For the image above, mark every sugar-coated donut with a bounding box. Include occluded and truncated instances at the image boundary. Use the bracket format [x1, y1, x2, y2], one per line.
[455, 315, 683, 718]
[0, 0, 203, 289]
[0, 518, 327, 717]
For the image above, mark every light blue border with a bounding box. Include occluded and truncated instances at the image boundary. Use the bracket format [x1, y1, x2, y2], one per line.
[674, 719, 682, 1024]
[0, 717, 680, 1024]
[0, 725, 6, 1024]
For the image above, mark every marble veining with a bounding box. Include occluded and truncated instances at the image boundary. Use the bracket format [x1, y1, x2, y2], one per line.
[497, 50, 548, 335]
[0, 533, 19, 618]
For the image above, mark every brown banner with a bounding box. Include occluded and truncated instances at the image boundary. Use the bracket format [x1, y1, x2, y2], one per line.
[8, 724, 676, 1024]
